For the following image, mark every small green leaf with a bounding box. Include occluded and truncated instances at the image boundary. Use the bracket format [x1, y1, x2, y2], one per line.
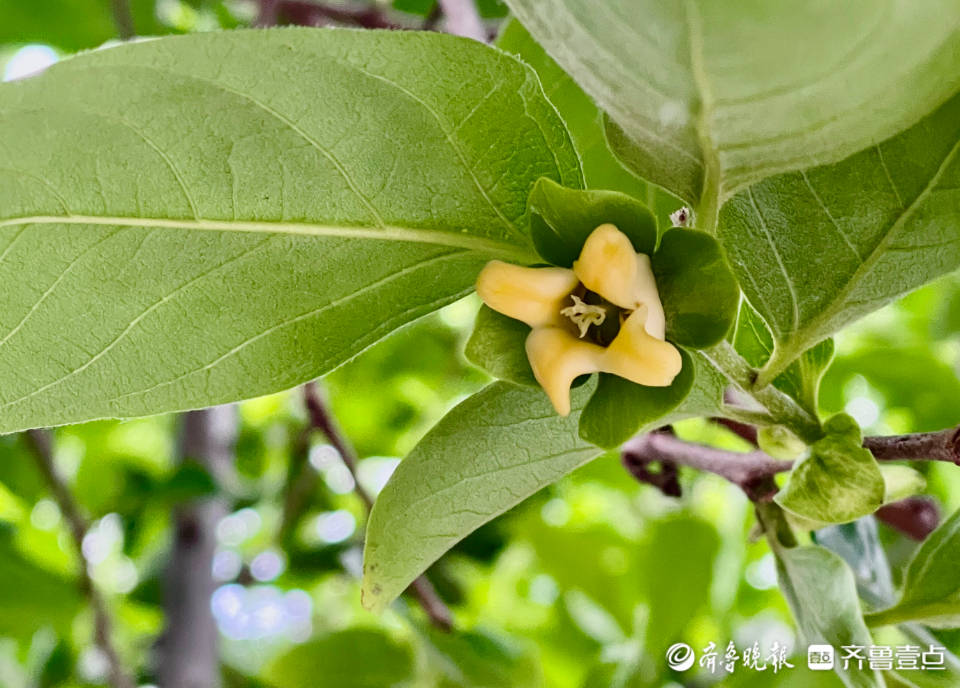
[264, 629, 414, 688]
[528, 178, 656, 267]
[652, 229, 738, 348]
[776, 414, 885, 525]
[156, 460, 218, 504]
[866, 506, 960, 629]
[0, 527, 80, 639]
[887, 666, 960, 688]
[771, 539, 884, 688]
[362, 379, 601, 613]
[578, 349, 694, 448]
[465, 305, 537, 386]
[757, 425, 807, 461]
[880, 465, 927, 504]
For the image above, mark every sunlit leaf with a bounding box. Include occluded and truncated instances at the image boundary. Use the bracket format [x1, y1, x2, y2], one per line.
[720, 91, 960, 383]
[866, 506, 960, 629]
[506, 0, 960, 211]
[768, 521, 883, 688]
[362, 379, 600, 613]
[0, 28, 580, 431]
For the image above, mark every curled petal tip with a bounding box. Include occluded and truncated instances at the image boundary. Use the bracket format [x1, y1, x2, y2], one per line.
[603, 309, 682, 387]
[525, 327, 604, 416]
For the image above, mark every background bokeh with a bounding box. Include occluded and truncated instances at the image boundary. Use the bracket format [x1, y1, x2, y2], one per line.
[1, 2, 958, 686]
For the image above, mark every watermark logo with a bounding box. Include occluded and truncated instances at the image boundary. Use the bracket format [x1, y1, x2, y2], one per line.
[663, 641, 948, 676]
[807, 645, 835, 671]
[666, 643, 695, 671]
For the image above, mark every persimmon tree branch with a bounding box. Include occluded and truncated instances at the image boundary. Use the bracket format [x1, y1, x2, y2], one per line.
[303, 382, 453, 631]
[110, 0, 135, 39]
[864, 427, 960, 465]
[624, 424, 960, 502]
[623, 431, 790, 501]
[24, 430, 134, 688]
[158, 406, 238, 688]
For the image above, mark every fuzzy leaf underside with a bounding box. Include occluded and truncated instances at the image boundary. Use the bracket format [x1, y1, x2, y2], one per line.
[506, 0, 960, 204]
[0, 28, 582, 431]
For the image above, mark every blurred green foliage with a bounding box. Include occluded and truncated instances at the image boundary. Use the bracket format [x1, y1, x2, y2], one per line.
[0, 2, 958, 686]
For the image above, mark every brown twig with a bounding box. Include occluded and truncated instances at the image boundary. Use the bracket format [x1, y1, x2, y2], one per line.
[110, 0, 135, 39]
[623, 432, 790, 502]
[303, 382, 453, 630]
[712, 417, 759, 445]
[864, 428, 960, 465]
[623, 423, 960, 504]
[24, 430, 134, 688]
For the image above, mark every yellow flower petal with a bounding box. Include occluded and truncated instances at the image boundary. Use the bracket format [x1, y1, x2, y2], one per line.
[573, 224, 666, 339]
[632, 253, 666, 339]
[573, 223, 638, 310]
[602, 307, 682, 387]
[526, 326, 604, 416]
[476, 260, 579, 328]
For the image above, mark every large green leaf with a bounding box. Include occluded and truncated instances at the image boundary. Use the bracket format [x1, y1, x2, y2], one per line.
[866, 506, 960, 629]
[640, 517, 719, 660]
[720, 91, 960, 384]
[362, 379, 601, 613]
[497, 19, 682, 227]
[0, 28, 581, 432]
[505, 0, 960, 213]
[423, 629, 542, 688]
[765, 513, 884, 688]
[0, 0, 186, 51]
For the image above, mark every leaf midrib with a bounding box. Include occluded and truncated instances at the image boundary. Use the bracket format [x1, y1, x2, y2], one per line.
[0, 215, 538, 262]
[683, 0, 721, 227]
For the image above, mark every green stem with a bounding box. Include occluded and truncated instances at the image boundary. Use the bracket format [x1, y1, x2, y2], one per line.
[754, 343, 800, 390]
[755, 500, 797, 549]
[864, 602, 957, 629]
[719, 406, 776, 428]
[702, 341, 822, 443]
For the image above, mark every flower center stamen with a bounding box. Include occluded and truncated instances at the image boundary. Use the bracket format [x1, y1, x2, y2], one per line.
[560, 294, 607, 338]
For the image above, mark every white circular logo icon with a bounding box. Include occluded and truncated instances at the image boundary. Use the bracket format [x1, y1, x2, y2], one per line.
[666, 642, 695, 671]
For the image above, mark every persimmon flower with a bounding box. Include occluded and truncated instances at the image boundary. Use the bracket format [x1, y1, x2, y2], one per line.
[476, 223, 683, 416]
